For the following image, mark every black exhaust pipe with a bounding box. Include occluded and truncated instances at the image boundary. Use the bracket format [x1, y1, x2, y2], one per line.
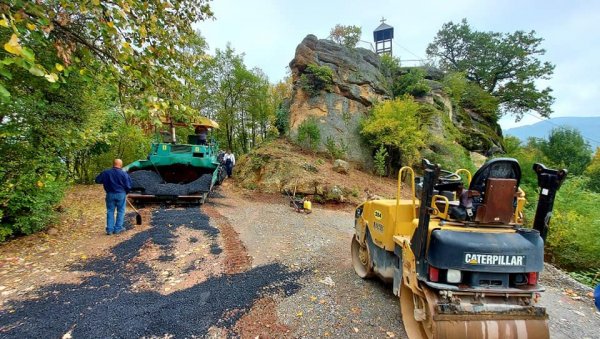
[532, 163, 568, 242]
[411, 159, 440, 277]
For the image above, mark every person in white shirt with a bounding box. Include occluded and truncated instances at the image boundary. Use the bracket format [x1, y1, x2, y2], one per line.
[223, 150, 236, 178]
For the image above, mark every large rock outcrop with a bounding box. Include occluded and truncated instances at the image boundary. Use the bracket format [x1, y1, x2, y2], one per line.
[288, 35, 389, 164]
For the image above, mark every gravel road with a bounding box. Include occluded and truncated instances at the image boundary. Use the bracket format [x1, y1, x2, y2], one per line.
[213, 185, 600, 339]
[0, 183, 598, 338]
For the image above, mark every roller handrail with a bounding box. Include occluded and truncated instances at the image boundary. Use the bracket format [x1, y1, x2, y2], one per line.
[431, 194, 450, 219]
[455, 168, 472, 185]
[397, 166, 416, 223]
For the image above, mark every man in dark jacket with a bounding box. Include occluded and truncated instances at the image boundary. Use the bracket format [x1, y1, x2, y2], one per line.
[95, 159, 132, 235]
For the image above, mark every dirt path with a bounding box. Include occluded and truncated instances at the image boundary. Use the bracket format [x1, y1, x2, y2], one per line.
[1, 184, 598, 338]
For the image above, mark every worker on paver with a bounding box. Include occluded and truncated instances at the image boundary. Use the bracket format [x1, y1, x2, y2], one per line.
[195, 126, 208, 145]
[95, 159, 132, 235]
[223, 150, 235, 178]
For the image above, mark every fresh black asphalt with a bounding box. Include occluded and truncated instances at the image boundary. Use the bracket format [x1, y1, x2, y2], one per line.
[0, 207, 303, 338]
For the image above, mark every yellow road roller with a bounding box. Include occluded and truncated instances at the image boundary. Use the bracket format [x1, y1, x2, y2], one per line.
[351, 158, 567, 338]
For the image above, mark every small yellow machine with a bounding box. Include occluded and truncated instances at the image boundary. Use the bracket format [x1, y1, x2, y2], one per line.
[352, 158, 567, 339]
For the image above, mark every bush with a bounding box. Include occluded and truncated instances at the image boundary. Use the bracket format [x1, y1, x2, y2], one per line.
[392, 68, 431, 98]
[374, 145, 388, 177]
[442, 72, 499, 121]
[423, 137, 475, 173]
[329, 24, 362, 48]
[275, 107, 290, 136]
[544, 177, 600, 271]
[585, 147, 600, 192]
[297, 118, 321, 151]
[0, 162, 67, 241]
[361, 96, 427, 167]
[299, 64, 334, 97]
[324, 136, 348, 159]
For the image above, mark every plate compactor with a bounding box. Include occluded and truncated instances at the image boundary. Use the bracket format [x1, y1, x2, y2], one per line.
[351, 158, 567, 339]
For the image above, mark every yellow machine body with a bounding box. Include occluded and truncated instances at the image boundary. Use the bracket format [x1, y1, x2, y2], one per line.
[351, 160, 564, 339]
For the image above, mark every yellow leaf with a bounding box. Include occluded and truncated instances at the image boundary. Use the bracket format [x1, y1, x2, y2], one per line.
[36, 181, 44, 188]
[45, 73, 58, 83]
[81, 255, 88, 260]
[92, 0, 100, 5]
[55, 63, 64, 71]
[139, 25, 147, 38]
[296, 311, 303, 317]
[122, 42, 130, 49]
[4, 34, 22, 56]
[26, 23, 36, 30]
[107, 21, 114, 28]
[0, 18, 8, 28]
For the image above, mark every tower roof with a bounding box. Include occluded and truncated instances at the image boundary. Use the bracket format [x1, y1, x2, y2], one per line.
[374, 22, 393, 32]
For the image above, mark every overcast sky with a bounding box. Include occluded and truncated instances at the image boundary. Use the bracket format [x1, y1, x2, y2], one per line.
[195, 0, 600, 130]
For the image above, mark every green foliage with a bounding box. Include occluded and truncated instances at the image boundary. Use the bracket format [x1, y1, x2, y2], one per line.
[1, 0, 213, 113]
[568, 269, 600, 288]
[427, 19, 555, 120]
[538, 127, 592, 175]
[324, 136, 348, 160]
[275, 107, 290, 136]
[422, 137, 475, 173]
[329, 24, 362, 48]
[544, 177, 600, 271]
[297, 118, 321, 151]
[299, 64, 334, 97]
[504, 137, 599, 275]
[374, 145, 388, 177]
[0, 40, 116, 240]
[442, 72, 499, 120]
[585, 148, 600, 192]
[361, 96, 427, 166]
[392, 68, 430, 98]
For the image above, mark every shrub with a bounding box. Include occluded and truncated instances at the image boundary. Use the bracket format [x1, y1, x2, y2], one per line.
[297, 118, 321, 151]
[324, 136, 348, 160]
[585, 147, 600, 192]
[442, 71, 499, 121]
[299, 64, 334, 97]
[392, 68, 431, 98]
[275, 107, 290, 136]
[329, 24, 362, 48]
[543, 177, 600, 271]
[361, 96, 427, 167]
[374, 145, 388, 177]
[423, 137, 475, 173]
[0, 166, 66, 241]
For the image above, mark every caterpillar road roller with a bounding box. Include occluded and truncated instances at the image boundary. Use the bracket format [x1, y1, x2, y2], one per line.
[351, 158, 567, 338]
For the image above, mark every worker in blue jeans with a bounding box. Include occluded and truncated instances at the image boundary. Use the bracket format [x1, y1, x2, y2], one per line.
[595, 284, 600, 311]
[95, 159, 132, 235]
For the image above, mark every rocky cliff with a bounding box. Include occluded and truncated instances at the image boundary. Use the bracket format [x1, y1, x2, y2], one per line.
[287, 34, 504, 170]
[288, 34, 389, 164]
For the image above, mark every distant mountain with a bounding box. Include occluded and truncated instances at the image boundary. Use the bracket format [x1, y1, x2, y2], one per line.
[504, 117, 600, 149]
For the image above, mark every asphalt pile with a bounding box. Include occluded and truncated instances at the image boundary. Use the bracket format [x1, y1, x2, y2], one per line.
[130, 170, 213, 196]
[0, 207, 303, 338]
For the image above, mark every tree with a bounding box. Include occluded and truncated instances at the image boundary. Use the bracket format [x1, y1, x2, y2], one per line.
[538, 127, 592, 176]
[329, 24, 362, 48]
[426, 19, 555, 120]
[1, 0, 213, 121]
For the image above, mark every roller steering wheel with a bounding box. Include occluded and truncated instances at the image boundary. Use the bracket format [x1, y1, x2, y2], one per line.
[438, 170, 462, 183]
